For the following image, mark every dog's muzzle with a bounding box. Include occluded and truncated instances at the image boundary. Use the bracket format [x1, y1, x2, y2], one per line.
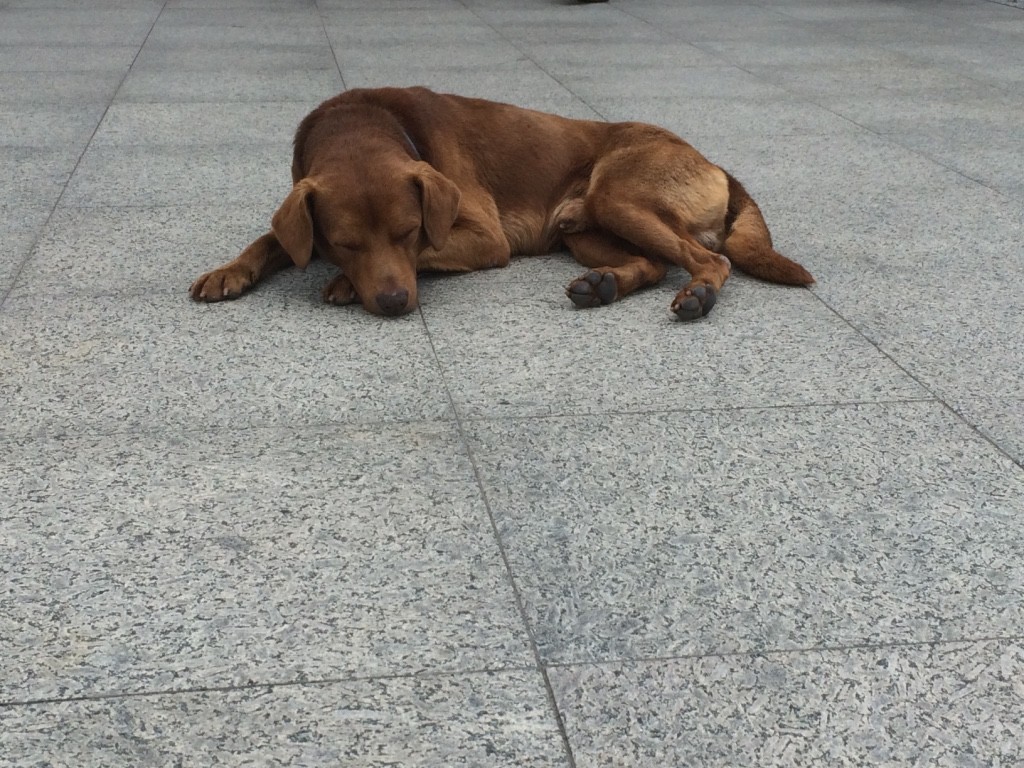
[375, 288, 411, 316]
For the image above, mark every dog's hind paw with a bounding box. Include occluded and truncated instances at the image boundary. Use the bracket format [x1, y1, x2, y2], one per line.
[671, 282, 717, 321]
[566, 270, 617, 308]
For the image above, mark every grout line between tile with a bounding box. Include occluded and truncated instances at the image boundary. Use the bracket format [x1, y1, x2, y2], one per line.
[0, 0, 170, 313]
[804, 293, 1024, 472]
[542, 632, 1024, 673]
[0, 397, 947, 447]
[315, 0, 348, 91]
[0, 663, 538, 710]
[455, 0, 611, 122]
[415, 300, 579, 768]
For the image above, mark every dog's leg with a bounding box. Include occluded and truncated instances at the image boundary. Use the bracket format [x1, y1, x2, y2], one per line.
[589, 201, 731, 321]
[667, 235, 732, 321]
[190, 232, 292, 302]
[427, 226, 510, 271]
[564, 231, 667, 308]
[418, 204, 511, 272]
[322, 272, 359, 305]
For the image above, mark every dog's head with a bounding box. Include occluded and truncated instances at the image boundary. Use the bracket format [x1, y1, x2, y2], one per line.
[271, 160, 460, 316]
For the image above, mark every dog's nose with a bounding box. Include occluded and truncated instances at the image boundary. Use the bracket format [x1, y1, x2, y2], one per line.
[375, 288, 410, 316]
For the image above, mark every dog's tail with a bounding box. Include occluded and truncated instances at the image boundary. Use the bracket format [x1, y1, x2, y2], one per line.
[721, 174, 813, 285]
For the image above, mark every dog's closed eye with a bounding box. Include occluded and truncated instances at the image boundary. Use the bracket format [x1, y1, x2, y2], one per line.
[393, 225, 419, 243]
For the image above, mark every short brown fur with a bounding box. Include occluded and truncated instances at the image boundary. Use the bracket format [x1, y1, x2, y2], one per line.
[191, 87, 812, 319]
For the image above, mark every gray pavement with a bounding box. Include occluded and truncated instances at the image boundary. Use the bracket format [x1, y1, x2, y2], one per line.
[2, 0, 1023, 765]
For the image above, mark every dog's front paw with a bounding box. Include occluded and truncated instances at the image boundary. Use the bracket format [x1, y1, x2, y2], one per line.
[566, 270, 617, 308]
[190, 266, 254, 302]
[322, 274, 359, 305]
[671, 282, 717, 321]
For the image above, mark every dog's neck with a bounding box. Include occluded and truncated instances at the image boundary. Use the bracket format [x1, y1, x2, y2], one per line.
[308, 104, 425, 165]
[399, 126, 421, 161]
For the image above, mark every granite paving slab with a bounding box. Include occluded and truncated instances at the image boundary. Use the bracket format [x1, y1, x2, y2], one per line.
[0, 206, 52, 297]
[164, 0, 317, 9]
[61, 144, 291, 209]
[9, 204, 325, 299]
[145, 22, 327, 47]
[561, 65, 793, 103]
[808, 245, 1024, 403]
[954, 398, 1024, 468]
[697, 132, 1019, 261]
[550, 640, 1024, 767]
[465, 403, 1024, 663]
[888, 132, 1024, 199]
[421, 272, 925, 420]
[328, 40, 527, 71]
[89, 102, 313, 147]
[341, 64, 597, 117]
[522, 40, 717, 77]
[0, 293, 452, 437]
[0, 147, 80, 210]
[0, 422, 530, 701]
[115, 68, 344, 104]
[0, 71, 123, 105]
[323, 22, 501, 47]
[132, 43, 337, 73]
[748, 60, 996, 101]
[0, 21, 153, 46]
[156, 8, 321, 25]
[883, 41, 1024, 89]
[0, 671, 566, 767]
[0, 45, 138, 73]
[2, 0, 1023, 763]
[584, 94, 861, 138]
[0, 106, 105, 149]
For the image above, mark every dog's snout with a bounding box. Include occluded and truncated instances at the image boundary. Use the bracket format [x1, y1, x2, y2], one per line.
[375, 287, 410, 316]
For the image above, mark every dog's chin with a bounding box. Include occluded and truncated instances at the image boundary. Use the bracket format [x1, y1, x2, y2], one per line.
[369, 305, 417, 317]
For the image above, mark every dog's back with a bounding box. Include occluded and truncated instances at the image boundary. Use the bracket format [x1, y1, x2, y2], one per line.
[326, 88, 611, 254]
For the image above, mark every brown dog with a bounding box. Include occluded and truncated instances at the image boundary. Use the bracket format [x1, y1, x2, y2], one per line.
[190, 87, 812, 319]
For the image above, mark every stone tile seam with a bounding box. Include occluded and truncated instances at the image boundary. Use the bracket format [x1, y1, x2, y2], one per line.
[541, 632, 1024, 673]
[0, 0, 169, 313]
[0, 662, 539, 710]
[5, 632, 1021, 711]
[0, 398, 949, 447]
[414, 300, 579, 768]
[314, 0, 348, 91]
[805, 290, 1024, 473]
[451, 0, 611, 123]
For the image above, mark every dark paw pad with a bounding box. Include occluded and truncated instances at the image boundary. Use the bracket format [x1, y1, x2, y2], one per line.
[566, 270, 617, 308]
[671, 283, 717, 321]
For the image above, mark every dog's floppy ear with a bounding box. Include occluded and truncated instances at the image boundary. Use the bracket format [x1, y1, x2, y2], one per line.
[413, 163, 461, 251]
[271, 178, 320, 268]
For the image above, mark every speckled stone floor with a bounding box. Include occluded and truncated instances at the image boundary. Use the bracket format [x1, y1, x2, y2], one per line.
[1, 0, 1023, 765]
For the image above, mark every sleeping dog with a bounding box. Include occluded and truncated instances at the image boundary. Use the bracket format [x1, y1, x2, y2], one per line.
[191, 86, 812, 320]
